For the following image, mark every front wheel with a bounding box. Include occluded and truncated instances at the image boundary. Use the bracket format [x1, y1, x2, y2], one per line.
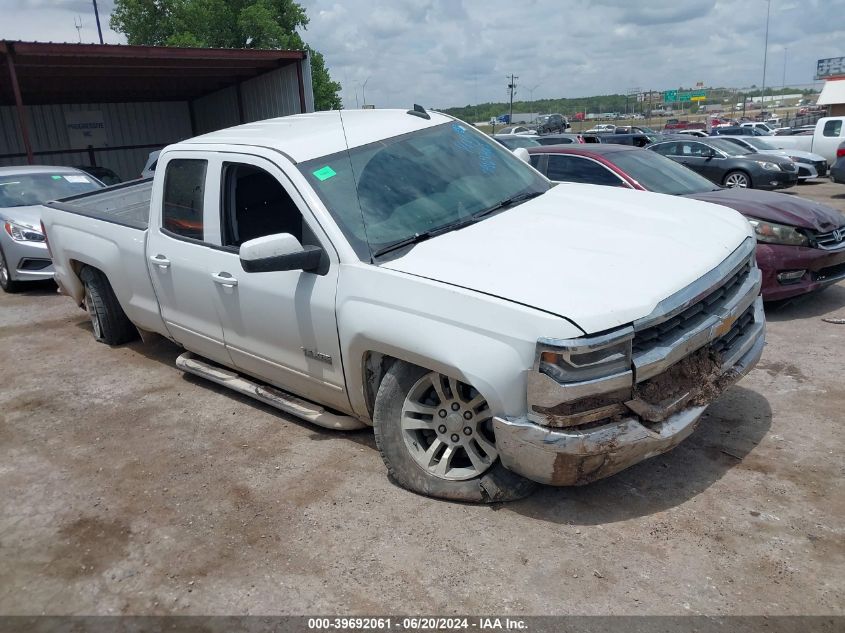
[372, 362, 537, 502]
[0, 246, 23, 293]
[723, 170, 751, 188]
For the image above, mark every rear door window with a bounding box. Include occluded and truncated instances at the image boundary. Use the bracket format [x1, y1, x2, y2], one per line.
[823, 120, 843, 137]
[162, 159, 207, 241]
[546, 155, 625, 186]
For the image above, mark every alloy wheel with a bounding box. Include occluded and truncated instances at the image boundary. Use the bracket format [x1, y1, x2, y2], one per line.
[400, 372, 497, 481]
[725, 173, 749, 188]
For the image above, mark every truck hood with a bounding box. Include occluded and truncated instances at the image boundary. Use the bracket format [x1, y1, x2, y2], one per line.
[684, 188, 845, 232]
[380, 184, 751, 334]
[0, 204, 43, 230]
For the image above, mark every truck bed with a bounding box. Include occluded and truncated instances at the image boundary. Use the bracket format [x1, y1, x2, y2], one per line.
[45, 179, 152, 230]
[39, 178, 167, 338]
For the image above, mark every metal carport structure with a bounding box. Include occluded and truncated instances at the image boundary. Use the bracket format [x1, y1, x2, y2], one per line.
[0, 41, 314, 179]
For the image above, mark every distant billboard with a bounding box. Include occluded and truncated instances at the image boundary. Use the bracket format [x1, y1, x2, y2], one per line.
[816, 57, 845, 80]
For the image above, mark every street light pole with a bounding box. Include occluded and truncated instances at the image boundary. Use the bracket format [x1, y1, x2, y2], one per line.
[362, 77, 370, 107]
[761, 0, 771, 107]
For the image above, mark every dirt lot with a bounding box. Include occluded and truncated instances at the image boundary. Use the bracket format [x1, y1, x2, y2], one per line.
[1, 181, 844, 617]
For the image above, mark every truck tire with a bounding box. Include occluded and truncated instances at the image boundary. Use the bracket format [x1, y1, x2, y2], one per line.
[0, 246, 23, 293]
[373, 362, 537, 502]
[79, 266, 137, 345]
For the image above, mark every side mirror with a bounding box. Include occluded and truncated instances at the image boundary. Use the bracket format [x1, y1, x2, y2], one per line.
[240, 233, 323, 273]
[512, 147, 531, 163]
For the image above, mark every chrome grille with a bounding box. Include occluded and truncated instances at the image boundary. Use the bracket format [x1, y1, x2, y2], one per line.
[633, 260, 752, 356]
[711, 304, 756, 356]
[814, 227, 845, 251]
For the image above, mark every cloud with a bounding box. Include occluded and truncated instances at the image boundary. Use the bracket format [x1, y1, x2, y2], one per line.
[2, 0, 842, 111]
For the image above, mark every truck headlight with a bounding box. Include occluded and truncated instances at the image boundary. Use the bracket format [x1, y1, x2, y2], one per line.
[539, 329, 633, 384]
[747, 218, 808, 247]
[4, 221, 46, 243]
[759, 161, 781, 172]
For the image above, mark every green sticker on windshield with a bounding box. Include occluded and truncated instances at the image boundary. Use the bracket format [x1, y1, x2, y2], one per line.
[51, 175, 63, 180]
[313, 165, 337, 181]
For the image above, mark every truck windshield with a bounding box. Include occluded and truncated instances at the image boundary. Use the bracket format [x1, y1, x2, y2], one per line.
[0, 172, 103, 208]
[299, 122, 550, 260]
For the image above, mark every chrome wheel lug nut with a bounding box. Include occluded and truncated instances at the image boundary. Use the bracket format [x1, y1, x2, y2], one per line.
[451, 434, 460, 443]
[463, 426, 472, 436]
[451, 402, 460, 411]
[438, 425, 447, 434]
[438, 409, 447, 418]
[463, 411, 472, 420]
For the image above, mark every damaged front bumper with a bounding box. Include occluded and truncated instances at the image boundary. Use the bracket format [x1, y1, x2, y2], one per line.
[494, 239, 766, 486]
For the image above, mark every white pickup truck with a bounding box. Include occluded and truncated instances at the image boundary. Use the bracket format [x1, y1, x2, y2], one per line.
[770, 116, 845, 165]
[40, 109, 765, 502]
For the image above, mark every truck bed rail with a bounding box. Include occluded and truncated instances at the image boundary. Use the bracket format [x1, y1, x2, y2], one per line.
[45, 179, 152, 230]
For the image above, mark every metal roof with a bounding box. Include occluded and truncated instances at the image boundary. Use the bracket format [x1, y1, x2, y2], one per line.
[0, 40, 306, 105]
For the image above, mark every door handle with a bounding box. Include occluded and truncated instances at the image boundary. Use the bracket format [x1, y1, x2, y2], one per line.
[211, 272, 238, 287]
[149, 254, 171, 268]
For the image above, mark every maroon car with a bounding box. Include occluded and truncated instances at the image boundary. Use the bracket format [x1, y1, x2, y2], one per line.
[526, 144, 845, 301]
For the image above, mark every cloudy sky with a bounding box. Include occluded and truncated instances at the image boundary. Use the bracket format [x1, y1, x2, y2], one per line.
[3, 0, 843, 109]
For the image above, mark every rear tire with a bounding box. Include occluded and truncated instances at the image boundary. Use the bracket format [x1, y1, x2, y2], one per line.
[79, 266, 137, 345]
[0, 245, 24, 293]
[373, 362, 537, 502]
[723, 170, 751, 188]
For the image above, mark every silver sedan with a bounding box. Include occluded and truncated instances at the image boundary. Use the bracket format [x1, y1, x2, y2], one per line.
[0, 166, 104, 292]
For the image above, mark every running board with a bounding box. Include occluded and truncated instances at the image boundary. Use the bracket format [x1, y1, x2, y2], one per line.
[176, 352, 366, 431]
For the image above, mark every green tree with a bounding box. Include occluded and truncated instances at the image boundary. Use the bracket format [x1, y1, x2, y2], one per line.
[110, 0, 341, 110]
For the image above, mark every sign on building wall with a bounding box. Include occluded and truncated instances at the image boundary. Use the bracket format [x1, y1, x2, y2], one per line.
[65, 111, 107, 148]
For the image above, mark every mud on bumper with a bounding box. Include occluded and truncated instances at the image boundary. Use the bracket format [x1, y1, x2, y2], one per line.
[494, 239, 766, 486]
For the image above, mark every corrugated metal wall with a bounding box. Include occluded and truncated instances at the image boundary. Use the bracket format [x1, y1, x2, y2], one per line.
[192, 85, 240, 136]
[0, 58, 314, 180]
[0, 101, 191, 180]
[193, 62, 312, 135]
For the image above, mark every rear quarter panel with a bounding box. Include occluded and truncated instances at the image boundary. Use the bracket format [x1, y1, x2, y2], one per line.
[40, 206, 167, 336]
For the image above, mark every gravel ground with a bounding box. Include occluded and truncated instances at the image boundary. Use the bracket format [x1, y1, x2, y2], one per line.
[1, 180, 843, 617]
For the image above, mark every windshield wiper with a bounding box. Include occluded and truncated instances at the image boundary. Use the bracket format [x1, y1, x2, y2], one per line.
[371, 191, 544, 259]
[371, 231, 437, 258]
[471, 190, 544, 220]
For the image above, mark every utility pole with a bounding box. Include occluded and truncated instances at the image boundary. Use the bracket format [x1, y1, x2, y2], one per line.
[92, 0, 104, 44]
[761, 0, 771, 108]
[74, 16, 83, 43]
[507, 74, 518, 123]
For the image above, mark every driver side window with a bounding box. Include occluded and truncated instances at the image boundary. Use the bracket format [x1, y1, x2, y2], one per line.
[220, 163, 312, 249]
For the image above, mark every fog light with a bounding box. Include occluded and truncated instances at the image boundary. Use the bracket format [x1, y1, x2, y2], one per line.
[777, 270, 806, 284]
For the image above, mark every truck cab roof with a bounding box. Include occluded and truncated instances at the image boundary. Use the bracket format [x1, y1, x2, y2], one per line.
[178, 109, 453, 163]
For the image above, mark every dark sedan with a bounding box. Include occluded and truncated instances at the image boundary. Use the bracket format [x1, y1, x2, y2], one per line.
[526, 144, 845, 301]
[648, 137, 798, 190]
